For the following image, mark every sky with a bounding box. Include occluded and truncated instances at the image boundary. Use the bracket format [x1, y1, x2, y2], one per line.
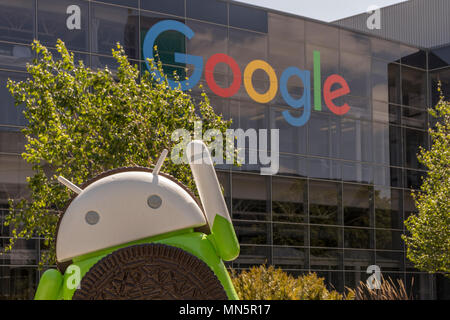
[233, 0, 408, 22]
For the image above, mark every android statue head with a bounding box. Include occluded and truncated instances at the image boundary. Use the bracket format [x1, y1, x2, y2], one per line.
[35, 141, 240, 300]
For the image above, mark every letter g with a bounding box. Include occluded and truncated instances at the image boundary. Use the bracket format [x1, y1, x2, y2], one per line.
[143, 20, 203, 91]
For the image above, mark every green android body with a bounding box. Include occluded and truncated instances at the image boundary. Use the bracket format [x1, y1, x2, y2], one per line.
[35, 227, 239, 300]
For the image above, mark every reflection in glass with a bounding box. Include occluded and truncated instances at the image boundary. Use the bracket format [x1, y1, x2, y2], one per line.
[0, 71, 27, 127]
[229, 4, 268, 33]
[273, 246, 306, 270]
[375, 187, 403, 230]
[233, 245, 271, 268]
[233, 221, 270, 245]
[187, 0, 227, 25]
[271, 107, 307, 155]
[376, 251, 404, 271]
[309, 180, 340, 225]
[344, 249, 375, 271]
[376, 229, 404, 251]
[389, 125, 402, 167]
[268, 13, 305, 72]
[340, 52, 370, 98]
[341, 118, 372, 162]
[343, 184, 371, 227]
[273, 223, 306, 247]
[371, 59, 389, 102]
[272, 177, 306, 223]
[371, 37, 400, 62]
[38, 0, 89, 51]
[308, 113, 340, 158]
[141, 0, 184, 17]
[310, 248, 342, 270]
[340, 30, 370, 55]
[0, 0, 35, 44]
[310, 225, 342, 248]
[0, 266, 36, 299]
[403, 128, 427, 169]
[402, 107, 427, 129]
[388, 63, 401, 104]
[344, 228, 373, 249]
[402, 66, 427, 108]
[305, 21, 338, 49]
[228, 28, 267, 69]
[91, 3, 139, 59]
[0, 42, 33, 71]
[231, 173, 269, 221]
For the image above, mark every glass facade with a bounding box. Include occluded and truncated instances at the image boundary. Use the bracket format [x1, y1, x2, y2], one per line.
[0, 0, 448, 299]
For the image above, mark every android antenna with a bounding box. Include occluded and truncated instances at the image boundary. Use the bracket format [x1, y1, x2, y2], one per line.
[153, 149, 168, 175]
[57, 176, 83, 194]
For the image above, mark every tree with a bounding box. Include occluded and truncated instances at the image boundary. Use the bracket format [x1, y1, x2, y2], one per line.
[4, 39, 233, 266]
[230, 265, 353, 300]
[403, 85, 450, 275]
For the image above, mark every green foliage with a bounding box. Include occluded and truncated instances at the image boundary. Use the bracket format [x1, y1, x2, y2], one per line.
[4, 39, 232, 266]
[230, 265, 354, 300]
[402, 85, 450, 276]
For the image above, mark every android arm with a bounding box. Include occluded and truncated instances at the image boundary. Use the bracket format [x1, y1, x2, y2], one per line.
[186, 140, 240, 261]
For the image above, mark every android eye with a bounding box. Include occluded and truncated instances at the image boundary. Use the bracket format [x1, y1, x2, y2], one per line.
[85, 211, 100, 225]
[147, 195, 162, 209]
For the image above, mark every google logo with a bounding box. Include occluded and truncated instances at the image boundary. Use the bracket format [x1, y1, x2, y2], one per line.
[143, 20, 351, 127]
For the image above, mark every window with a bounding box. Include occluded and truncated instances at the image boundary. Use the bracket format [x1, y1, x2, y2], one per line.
[309, 180, 341, 225]
[340, 52, 371, 98]
[371, 37, 400, 63]
[0, 130, 26, 155]
[402, 106, 427, 129]
[0, 43, 32, 72]
[340, 30, 370, 55]
[0, 0, 35, 44]
[141, 0, 184, 17]
[371, 59, 389, 102]
[344, 228, 373, 249]
[343, 184, 372, 228]
[91, 3, 139, 59]
[389, 125, 402, 167]
[376, 229, 404, 251]
[305, 21, 338, 49]
[268, 13, 305, 72]
[403, 128, 427, 169]
[187, 0, 227, 25]
[310, 225, 342, 248]
[272, 177, 306, 223]
[388, 63, 401, 104]
[228, 27, 267, 69]
[229, 4, 268, 33]
[273, 247, 307, 270]
[273, 223, 306, 247]
[231, 173, 269, 221]
[402, 66, 427, 108]
[376, 251, 404, 271]
[341, 118, 372, 162]
[401, 48, 426, 69]
[38, 0, 89, 52]
[0, 71, 27, 127]
[233, 221, 270, 245]
[308, 113, 340, 158]
[375, 187, 403, 230]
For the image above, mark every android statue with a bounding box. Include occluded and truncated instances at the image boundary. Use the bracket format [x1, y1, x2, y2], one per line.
[34, 140, 240, 300]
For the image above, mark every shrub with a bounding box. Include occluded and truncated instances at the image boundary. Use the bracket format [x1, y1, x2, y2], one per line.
[230, 265, 354, 300]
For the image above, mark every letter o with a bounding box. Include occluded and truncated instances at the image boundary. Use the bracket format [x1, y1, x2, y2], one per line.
[205, 53, 241, 98]
[244, 60, 278, 103]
